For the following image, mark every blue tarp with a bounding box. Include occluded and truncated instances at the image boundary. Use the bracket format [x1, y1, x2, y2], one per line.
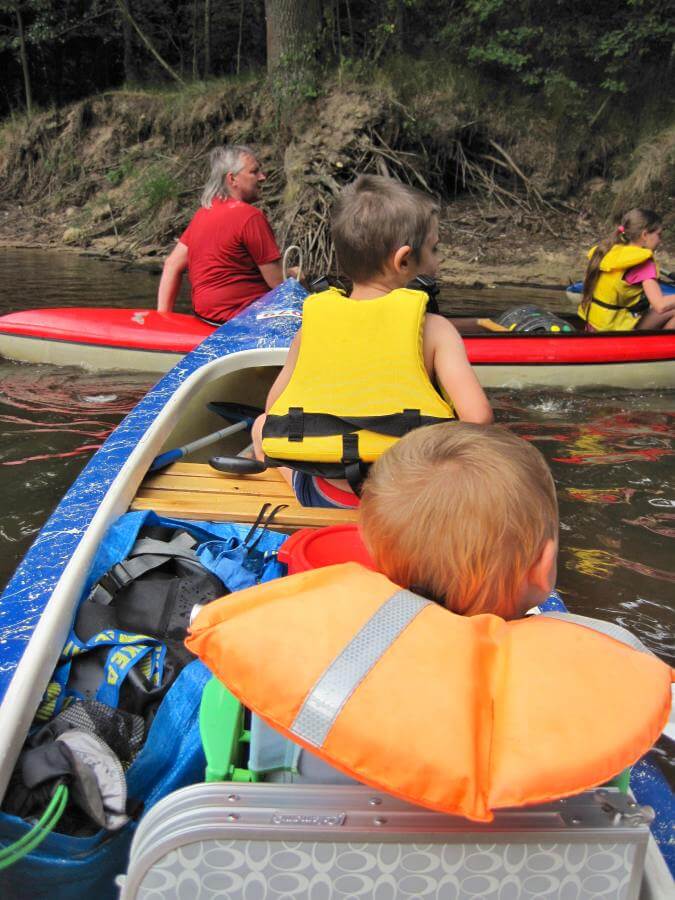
[0, 511, 287, 899]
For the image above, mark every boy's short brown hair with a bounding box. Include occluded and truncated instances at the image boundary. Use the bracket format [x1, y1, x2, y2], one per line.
[359, 423, 558, 619]
[331, 174, 439, 282]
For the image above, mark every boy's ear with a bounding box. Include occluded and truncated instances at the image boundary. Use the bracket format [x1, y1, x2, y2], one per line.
[392, 244, 413, 273]
[528, 537, 558, 594]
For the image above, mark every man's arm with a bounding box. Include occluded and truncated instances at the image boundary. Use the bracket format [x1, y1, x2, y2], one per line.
[157, 241, 189, 313]
[426, 315, 493, 423]
[241, 209, 286, 289]
[258, 259, 285, 290]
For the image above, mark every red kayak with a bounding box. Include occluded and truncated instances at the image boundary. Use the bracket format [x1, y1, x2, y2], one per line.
[0, 307, 215, 374]
[0, 305, 673, 388]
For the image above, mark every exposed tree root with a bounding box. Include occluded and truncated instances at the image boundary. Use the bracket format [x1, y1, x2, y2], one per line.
[273, 91, 572, 273]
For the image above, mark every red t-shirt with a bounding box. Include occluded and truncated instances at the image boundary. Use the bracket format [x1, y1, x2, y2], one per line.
[180, 198, 281, 322]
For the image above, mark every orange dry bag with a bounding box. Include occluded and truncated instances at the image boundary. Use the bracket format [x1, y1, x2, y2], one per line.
[186, 563, 673, 822]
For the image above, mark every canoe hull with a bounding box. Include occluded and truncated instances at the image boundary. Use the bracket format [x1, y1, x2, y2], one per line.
[0, 307, 212, 372]
[0, 330, 184, 372]
[0, 281, 307, 792]
[475, 358, 675, 389]
[1, 304, 673, 387]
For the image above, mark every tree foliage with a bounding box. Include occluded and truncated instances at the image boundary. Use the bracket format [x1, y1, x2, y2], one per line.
[0, 0, 672, 119]
[441, 0, 675, 98]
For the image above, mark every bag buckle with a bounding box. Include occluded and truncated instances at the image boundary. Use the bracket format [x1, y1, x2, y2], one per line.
[88, 562, 132, 605]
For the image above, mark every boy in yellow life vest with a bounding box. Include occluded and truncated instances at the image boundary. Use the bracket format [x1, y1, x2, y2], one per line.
[188, 422, 673, 820]
[251, 174, 493, 507]
[579, 207, 675, 331]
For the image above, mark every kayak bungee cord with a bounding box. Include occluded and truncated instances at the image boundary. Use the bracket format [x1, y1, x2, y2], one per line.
[0, 783, 68, 869]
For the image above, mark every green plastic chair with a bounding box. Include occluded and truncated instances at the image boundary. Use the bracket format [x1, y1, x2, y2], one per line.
[199, 677, 259, 783]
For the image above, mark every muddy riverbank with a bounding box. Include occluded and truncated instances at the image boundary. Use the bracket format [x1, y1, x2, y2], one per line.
[1, 76, 672, 287]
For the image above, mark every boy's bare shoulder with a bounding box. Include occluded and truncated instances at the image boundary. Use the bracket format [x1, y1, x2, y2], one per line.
[424, 312, 462, 343]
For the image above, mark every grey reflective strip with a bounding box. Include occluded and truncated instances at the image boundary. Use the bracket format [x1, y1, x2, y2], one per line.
[291, 590, 430, 748]
[540, 611, 654, 656]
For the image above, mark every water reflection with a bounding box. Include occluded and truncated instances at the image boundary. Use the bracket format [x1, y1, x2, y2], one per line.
[0, 365, 153, 466]
[493, 388, 675, 671]
[0, 360, 154, 587]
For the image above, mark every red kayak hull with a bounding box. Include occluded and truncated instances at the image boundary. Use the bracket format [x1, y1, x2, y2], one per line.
[0, 307, 215, 353]
[0, 306, 672, 363]
[464, 330, 675, 365]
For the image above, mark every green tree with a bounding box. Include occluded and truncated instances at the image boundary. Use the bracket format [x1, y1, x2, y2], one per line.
[440, 0, 674, 102]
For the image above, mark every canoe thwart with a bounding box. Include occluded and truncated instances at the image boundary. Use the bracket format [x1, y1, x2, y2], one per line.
[133, 462, 358, 529]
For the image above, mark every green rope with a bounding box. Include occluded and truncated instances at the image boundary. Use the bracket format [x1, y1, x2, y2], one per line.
[0, 784, 68, 870]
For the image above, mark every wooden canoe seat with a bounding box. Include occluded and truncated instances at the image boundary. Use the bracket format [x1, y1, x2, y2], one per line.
[131, 462, 358, 529]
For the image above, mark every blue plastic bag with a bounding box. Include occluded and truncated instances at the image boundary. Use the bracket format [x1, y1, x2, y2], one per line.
[0, 512, 288, 898]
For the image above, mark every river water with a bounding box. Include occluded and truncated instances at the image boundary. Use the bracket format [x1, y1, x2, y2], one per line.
[0, 247, 673, 780]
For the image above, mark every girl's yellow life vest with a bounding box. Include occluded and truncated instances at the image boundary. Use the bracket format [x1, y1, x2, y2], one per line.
[186, 563, 673, 823]
[261, 287, 454, 476]
[578, 244, 655, 331]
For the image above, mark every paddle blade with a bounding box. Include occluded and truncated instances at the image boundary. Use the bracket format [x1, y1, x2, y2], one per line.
[148, 448, 182, 472]
[207, 402, 263, 426]
[210, 456, 268, 475]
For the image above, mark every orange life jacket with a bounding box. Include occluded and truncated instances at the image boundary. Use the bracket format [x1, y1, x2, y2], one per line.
[186, 563, 673, 822]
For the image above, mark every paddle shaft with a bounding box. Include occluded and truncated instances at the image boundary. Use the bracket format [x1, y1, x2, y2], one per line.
[150, 419, 249, 471]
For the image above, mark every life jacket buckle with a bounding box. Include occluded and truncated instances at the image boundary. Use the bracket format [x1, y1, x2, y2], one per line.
[402, 409, 422, 431]
[288, 407, 305, 442]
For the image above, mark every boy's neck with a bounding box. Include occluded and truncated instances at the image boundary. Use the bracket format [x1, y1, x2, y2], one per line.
[350, 275, 406, 300]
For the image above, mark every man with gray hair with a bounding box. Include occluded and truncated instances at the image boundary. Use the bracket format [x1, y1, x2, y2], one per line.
[157, 145, 285, 323]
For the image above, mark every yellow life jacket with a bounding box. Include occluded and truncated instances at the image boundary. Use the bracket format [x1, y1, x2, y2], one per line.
[578, 244, 655, 331]
[186, 563, 673, 823]
[261, 287, 454, 480]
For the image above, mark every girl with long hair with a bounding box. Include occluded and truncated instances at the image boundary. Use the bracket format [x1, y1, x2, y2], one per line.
[579, 208, 674, 330]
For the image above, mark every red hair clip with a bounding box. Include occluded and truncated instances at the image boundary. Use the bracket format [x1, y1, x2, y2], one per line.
[617, 225, 625, 233]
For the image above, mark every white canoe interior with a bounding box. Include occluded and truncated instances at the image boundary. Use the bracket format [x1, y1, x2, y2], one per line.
[0, 348, 353, 799]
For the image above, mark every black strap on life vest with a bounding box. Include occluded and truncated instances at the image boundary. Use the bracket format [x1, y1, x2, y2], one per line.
[263, 408, 442, 442]
[341, 433, 368, 495]
[590, 295, 649, 313]
[407, 274, 440, 314]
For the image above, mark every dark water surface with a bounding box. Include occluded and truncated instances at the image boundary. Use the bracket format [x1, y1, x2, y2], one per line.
[0, 247, 673, 780]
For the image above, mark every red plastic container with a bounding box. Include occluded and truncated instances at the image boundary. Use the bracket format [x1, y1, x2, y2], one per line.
[278, 524, 375, 574]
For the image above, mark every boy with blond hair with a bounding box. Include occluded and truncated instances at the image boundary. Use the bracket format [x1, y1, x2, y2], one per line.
[360, 422, 559, 618]
[253, 174, 492, 508]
